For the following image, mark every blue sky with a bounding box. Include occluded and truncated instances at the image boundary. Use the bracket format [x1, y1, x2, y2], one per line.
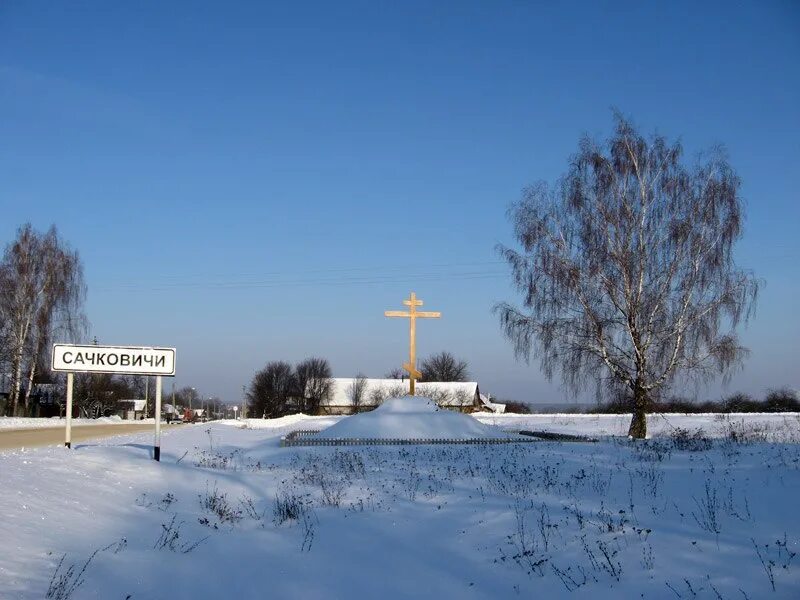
[1, 1, 798, 405]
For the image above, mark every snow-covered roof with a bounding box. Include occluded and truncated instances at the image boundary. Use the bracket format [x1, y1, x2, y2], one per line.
[118, 399, 146, 411]
[324, 378, 479, 407]
[479, 394, 505, 414]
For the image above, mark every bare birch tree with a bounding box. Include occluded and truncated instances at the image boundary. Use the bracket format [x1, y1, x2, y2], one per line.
[420, 351, 469, 382]
[385, 368, 405, 380]
[0, 224, 86, 416]
[347, 373, 368, 414]
[296, 357, 332, 415]
[495, 115, 759, 438]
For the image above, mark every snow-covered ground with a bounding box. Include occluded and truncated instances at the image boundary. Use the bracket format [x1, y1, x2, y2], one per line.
[230, 411, 800, 441]
[315, 396, 516, 439]
[0, 416, 155, 430]
[474, 411, 800, 440]
[1, 411, 799, 599]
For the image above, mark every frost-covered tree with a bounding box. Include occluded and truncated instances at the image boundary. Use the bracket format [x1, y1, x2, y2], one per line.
[0, 224, 86, 416]
[496, 115, 759, 438]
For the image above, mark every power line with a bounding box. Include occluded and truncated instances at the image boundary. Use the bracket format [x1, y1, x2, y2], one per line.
[101, 260, 506, 284]
[96, 271, 508, 293]
[95, 261, 510, 292]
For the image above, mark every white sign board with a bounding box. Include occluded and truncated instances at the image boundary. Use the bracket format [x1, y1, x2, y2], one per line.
[52, 344, 176, 376]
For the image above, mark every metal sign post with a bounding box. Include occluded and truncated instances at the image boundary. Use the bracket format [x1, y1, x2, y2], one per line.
[65, 372, 74, 448]
[154, 375, 162, 461]
[52, 344, 176, 461]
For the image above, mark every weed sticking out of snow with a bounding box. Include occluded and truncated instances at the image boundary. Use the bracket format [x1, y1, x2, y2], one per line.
[273, 489, 316, 551]
[2, 415, 799, 598]
[154, 515, 208, 553]
[45, 539, 127, 600]
[198, 481, 243, 527]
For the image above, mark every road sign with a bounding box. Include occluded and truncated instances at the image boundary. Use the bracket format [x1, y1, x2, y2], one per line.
[52, 343, 176, 461]
[52, 344, 176, 376]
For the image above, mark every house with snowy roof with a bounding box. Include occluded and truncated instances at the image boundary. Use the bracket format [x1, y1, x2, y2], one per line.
[321, 378, 504, 415]
[117, 398, 147, 420]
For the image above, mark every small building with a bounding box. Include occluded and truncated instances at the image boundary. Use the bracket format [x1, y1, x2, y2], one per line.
[117, 399, 147, 420]
[479, 393, 506, 414]
[321, 378, 503, 415]
[0, 374, 61, 416]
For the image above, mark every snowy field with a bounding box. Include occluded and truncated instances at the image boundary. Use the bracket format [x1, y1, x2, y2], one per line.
[473, 411, 800, 440]
[1, 412, 799, 599]
[231, 411, 800, 441]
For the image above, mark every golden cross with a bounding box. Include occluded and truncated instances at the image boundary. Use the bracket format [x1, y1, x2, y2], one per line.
[384, 291, 441, 395]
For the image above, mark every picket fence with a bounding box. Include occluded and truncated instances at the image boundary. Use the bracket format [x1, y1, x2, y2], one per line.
[280, 429, 540, 447]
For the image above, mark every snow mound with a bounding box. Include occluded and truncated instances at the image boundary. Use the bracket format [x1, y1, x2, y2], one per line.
[315, 396, 513, 440]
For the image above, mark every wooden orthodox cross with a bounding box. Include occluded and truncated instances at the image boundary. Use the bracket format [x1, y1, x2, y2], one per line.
[384, 292, 441, 395]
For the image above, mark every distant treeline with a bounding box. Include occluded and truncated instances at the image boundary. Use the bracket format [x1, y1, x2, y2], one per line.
[590, 389, 799, 414]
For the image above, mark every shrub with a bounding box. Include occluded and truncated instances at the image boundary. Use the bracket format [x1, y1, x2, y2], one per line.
[723, 393, 761, 413]
[588, 398, 630, 414]
[590, 390, 799, 414]
[763, 389, 800, 412]
[504, 401, 532, 414]
[670, 428, 713, 452]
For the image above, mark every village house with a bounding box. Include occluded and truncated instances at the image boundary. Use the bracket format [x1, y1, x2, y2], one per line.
[0, 373, 61, 416]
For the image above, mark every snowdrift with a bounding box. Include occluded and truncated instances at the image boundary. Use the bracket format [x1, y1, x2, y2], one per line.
[315, 396, 513, 440]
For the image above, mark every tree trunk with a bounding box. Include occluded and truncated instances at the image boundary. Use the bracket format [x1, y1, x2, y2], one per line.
[9, 351, 24, 416]
[23, 352, 38, 411]
[627, 386, 649, 439]
[9, 315, 32, 416]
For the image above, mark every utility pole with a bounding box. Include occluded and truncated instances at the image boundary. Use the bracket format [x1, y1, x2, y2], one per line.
[241, 385, 246, 421]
